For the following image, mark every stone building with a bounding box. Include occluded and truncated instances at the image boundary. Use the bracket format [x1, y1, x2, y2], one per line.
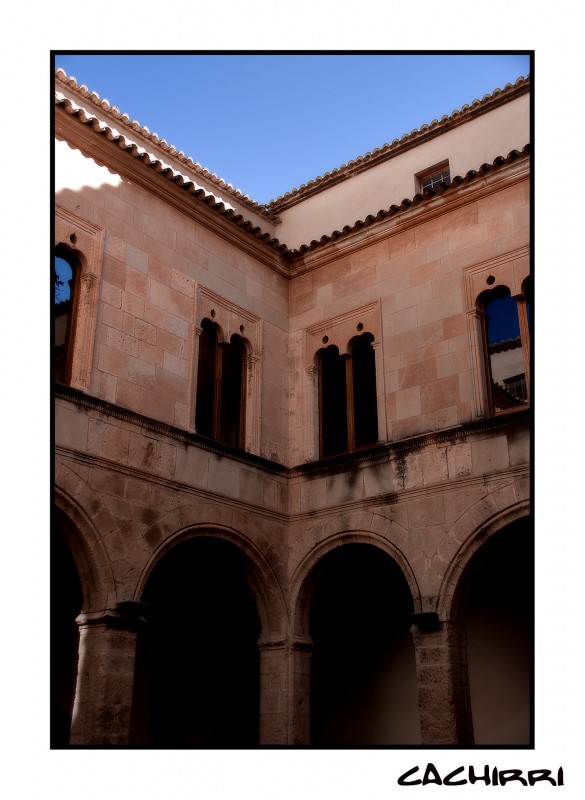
[53, 67, 531, 747]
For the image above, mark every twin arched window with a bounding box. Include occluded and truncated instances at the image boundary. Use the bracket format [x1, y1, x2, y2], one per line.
[195, 318, 246, 448]
[480, 279, 531, 414]
[317, 332, 378, 458]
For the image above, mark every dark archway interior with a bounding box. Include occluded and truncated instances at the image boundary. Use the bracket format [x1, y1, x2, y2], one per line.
[137, 536, 261, 747]
[309, 543, 419, 745]
[51, 515, 83, 747]
[463, 516, 533, 744]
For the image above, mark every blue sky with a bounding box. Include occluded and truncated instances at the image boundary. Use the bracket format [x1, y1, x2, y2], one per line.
[54, 54, 530, 205]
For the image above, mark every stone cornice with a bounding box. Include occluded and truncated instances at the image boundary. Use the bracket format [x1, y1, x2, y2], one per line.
[55, 384, 529, 478]
[54, 103, 291, 277]
[55, 89, 529, 274]
[287, 151, 530, 277]
[270, 77, 530, 211]
[55, 383, 290, 475]
[55, 69, 277, 221]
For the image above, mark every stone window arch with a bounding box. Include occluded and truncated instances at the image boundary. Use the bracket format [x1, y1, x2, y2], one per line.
[464, 249, 530, 418]
[478, 283, 530, 414]
[304, 301, 385, 461]
[192, 285, 262, 454]
[195, 317, 247, 449]
[54, 205, 104, 392]
[54, 245, 80, 384]
[316, 331, 378, 458]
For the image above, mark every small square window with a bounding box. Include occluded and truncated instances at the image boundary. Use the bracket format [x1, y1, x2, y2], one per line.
[418, 163, 451, 194]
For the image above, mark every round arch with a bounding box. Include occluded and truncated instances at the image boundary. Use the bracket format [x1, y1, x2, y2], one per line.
[135, 522, 288, 641]
[291, 530, 421, 745]
[437, 499, 530, 621]
[290, 530, 421, 640]
[54, 486, 117, 612]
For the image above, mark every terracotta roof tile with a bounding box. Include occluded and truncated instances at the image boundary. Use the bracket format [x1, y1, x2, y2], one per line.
[55, 89, 289, 255]
[54, 69, 277, 221]
[288, 145, 530, 257]
[268, 75, 530, 211]
[55, 70, 529, 262]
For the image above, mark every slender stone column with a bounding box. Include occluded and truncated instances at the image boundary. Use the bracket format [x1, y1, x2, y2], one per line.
[258, 639, 289, 745]
[257, 636, 313, 745]
[288, 636, 313, 745]
[70, 602, 146, 746]
[411, 617, 474, 745]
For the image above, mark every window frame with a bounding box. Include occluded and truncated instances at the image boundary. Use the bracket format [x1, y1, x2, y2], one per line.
[192, 285, 262, 455]
[317, 332, 379, 459]
[195, 319, 247, 449]
[479, 285, 530, 416]
[54, 246, 80, 385]
[416, 161, 451, 194]
[54, 206, 104, 391]
[304, 301, 385, 462]
[463, 249, 530, 420]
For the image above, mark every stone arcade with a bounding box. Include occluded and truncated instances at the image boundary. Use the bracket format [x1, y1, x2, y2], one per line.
[53, 67, 531, 747]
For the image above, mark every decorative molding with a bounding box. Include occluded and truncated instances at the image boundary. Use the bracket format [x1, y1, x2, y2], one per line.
[191, 284, 263, 455]
[463, 247, 530, 418]
[55, 385, 528, 477]
[304, 300, 384, 460]
[54, 205, 104, 392]
[463, 246, 530, 309]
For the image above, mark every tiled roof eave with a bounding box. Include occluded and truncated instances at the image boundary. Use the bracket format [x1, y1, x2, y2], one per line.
[54, 92, 291, 262]
[55, 87, 529, 268]
[269, 75, 530, 211]
[54, 69, 278, 222]
[286, 145, 530, 260]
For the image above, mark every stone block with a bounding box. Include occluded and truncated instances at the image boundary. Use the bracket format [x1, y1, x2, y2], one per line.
[470, 435, 510, 476]
[97, 344, 130, 381]
[87, 418, 130, 464]
[395, 386, 422, 421]
[421, 446, 448, 486]
[420, 375, 460, 414]
[126, 243, 149, 273]
[407, 493, 445, 529]
[125, 266, 149, 299]
[446, 442, 472, 479]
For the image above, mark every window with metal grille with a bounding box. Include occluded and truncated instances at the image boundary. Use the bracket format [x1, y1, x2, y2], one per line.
[419, 164, 451, 193]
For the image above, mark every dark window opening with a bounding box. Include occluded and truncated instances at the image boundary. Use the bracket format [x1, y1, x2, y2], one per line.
[319, 345, 348, 457]
[350, 333, 379, 449]
[54, 248, 78, 383]
[318, 332, 378, 458]
[195, 319, 246, 449]
[480, 285, 530, 414]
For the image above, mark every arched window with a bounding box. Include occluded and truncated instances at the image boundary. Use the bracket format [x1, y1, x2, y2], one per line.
[195, 318, 246, 448]
[54, 247, 79, 384]
[480, 284, 530, 414]
[318, 332, 378, 458]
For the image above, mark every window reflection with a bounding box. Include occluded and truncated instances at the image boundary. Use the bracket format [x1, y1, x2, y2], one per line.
[482, 287, 527, 411]
[54, 252, 77, 383]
